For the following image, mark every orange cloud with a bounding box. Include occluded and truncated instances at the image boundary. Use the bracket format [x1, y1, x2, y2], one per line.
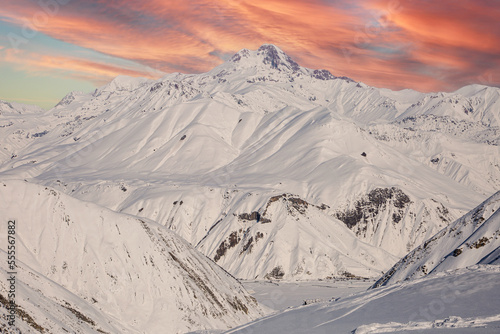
[372, 0, 500, 53]
[0, 0, 362, 78]
[365, 0, 500, 89]
[0, 0, 499, 93]
[0, 1, 221, 73]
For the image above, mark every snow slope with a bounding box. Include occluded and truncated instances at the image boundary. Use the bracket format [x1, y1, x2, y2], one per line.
[226, 265, 500, 334]
[242, 279, 372, 311]
[0, 180, 266, 333]
[372, 190, 500, 288]
[0, 44, 499, 280]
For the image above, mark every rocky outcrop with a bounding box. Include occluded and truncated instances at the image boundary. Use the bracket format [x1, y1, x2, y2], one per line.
[335, 187, 411, 232]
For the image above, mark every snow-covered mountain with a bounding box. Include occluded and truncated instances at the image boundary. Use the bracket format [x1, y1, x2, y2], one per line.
[0, 44, 499, 280]
[0, 180, 266, 333]
[372, 190, 500, 288]
[196, 192, 399, 280]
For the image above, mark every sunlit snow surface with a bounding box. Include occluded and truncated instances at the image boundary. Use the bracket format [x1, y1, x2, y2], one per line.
[0, 180, 267, 333]
[225, 266, 500, 334]
[242, 279, 372, 310]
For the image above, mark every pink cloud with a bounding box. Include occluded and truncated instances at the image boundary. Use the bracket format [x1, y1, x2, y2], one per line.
[0, 0, 498, 92]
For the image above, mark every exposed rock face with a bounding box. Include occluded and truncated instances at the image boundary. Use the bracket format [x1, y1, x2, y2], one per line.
[230, 48, 250, 62]
[264, 266, 285, 280]
[334, 188, 457, 256]
[239, 211, 262, 222]
[312, 69, 336, 80]
[257, 44, 301, 72]
[335, 187, 411, 232]
[214, 194, 323, 265]
[214, 230, 242, 262]
[262, 194, 328, 217]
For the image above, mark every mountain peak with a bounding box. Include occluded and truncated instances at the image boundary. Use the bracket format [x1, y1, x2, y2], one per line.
[226, 44, 344, 82]
[230, 44, 301, 72]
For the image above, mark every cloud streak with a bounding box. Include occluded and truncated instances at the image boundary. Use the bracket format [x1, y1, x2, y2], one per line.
[1, 48, 162, 85]
[0, 0, 499, 94]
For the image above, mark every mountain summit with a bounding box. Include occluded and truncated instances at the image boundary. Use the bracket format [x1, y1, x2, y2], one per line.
[224, 44, 339, 80]
[231, 44, 301, 72]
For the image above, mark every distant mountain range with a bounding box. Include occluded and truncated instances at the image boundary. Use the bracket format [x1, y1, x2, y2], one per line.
[1, 44, 499, 281]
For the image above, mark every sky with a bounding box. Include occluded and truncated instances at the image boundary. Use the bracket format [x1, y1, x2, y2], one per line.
[0, 0, 499, 109]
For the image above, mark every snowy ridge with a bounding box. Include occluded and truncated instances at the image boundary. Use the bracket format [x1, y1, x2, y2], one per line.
[0, 100, 44, 115]
[372, 190, 500, 288]
[396, 84, 500, 127]
[0, 180, 267, 333]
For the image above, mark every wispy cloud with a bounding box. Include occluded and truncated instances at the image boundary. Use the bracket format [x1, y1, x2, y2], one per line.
[365, 0, 500, 89]
[0, 0, 499, 94]
[1, 48, 163, 85]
